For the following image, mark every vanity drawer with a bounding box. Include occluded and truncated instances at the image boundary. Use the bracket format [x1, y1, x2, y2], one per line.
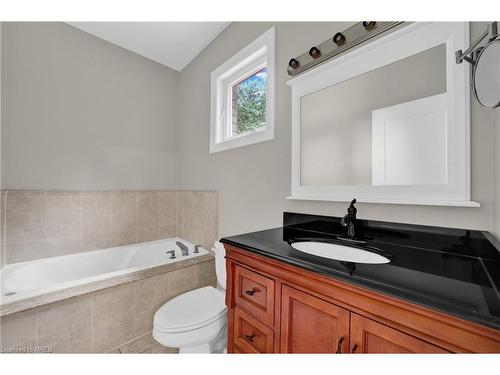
[233, 308, 274, 353]
[234, 265, 275, 326]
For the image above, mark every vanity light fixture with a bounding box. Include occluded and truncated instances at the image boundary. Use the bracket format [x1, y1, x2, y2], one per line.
[309, 47, 321, 59]
[456, 22, 500, 109]
[287, 21, 404, 76]
[362, 21, 377, 31]
[333, 32, 346, 46]
[288, 58, 300, 69]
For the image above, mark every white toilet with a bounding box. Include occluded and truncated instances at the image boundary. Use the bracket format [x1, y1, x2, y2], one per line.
[153, 242, 227, 353]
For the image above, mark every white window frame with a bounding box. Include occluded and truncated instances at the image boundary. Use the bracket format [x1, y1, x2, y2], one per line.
[210, 27, 275, 153]
[287, 22, 479, 207]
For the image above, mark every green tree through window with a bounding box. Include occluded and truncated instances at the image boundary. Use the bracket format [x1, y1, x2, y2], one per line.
[232, 68, 267, 135]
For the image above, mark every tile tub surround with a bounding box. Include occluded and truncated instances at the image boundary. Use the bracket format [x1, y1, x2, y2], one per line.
[0, 190, 218, 265]
[0, 257, 217, 353]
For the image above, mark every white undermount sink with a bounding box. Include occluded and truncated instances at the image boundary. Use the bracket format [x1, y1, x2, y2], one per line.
[290, 241, 391, 264]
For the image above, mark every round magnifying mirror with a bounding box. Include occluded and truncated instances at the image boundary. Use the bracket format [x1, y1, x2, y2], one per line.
[473, 39, 500, 108]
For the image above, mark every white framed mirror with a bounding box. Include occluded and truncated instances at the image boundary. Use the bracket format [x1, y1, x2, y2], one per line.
[287, 22, 479, 207]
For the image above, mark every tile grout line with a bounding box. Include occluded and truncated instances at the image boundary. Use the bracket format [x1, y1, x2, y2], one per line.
[108, 192, 112, 247]
[43, 191, 47, 258]
[110, 192, 114, 247]
[2, 191, 7, 267]
[156, 191, 159, 240]
[79, 192, 83, 252]
[132, 281, 136, 340]
[135, 192, 138, 244]
[175, 190, 179, 237]
[78, 193, 82, 253]
[90, 292, 94, 353]
[35, 307, 39, 347]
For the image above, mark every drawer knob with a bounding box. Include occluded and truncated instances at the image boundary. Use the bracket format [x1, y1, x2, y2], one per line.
[245, 333, 256, 342]
[245, 288, 257, 296]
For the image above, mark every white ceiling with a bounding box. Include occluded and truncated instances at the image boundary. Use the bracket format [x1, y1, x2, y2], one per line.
[67, 22, 230, 71]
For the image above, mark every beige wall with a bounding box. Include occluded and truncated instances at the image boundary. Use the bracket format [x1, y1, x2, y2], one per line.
[1, 22, 179, 191]
[178, 22, 497, 238]
[1, 190, 218, 265]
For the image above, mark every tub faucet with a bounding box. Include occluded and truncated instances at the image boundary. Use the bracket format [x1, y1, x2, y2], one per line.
[176, 241, 189, 256]
[340, 199, 357, 239]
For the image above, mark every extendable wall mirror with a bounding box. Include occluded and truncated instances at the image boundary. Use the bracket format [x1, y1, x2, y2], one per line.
[456, 22, 500, 109]
[472, 39, 500, 108]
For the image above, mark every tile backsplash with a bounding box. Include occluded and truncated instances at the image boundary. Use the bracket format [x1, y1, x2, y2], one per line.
[0, 190, 218, 265]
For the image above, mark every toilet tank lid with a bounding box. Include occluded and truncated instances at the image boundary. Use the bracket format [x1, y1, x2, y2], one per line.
[154, 286, 226, 332]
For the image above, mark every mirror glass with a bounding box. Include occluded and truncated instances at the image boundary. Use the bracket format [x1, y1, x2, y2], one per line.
[474, 40, 500, 109]
[300, 44, 447, 187]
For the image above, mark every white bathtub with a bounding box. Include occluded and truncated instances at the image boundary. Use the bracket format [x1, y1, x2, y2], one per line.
[0, 238, 208, 308]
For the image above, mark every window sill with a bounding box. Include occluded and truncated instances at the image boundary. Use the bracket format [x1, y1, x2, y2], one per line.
[210, 127, 274, 153]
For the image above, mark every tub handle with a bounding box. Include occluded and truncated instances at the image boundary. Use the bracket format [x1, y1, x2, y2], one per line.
[166, 250, 176, 259]
[194, 244, 202, 253]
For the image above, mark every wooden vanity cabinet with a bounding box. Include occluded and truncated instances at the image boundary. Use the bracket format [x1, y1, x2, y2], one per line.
[224, 244, 500, 354]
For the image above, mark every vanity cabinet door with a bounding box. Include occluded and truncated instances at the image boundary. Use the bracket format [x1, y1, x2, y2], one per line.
[349, 313, 449, 353]
[280, 285, 350, 353]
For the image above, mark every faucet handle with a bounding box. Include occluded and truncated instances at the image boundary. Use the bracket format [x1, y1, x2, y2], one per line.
[194, 244, 202, 253]
[166, 250, 176, 259]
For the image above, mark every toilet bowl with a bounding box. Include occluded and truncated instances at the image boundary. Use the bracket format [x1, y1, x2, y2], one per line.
[153, 242, 227, 353]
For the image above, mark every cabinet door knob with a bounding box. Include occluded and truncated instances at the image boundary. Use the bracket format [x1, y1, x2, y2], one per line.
[336, 337, 344, 354]
[245, 288, 257, 296]
[351, 344, 358, 353]
[245, 333, 256, 342]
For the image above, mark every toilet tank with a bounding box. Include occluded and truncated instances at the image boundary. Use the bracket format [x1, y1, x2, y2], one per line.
[214, 242, 226, 290]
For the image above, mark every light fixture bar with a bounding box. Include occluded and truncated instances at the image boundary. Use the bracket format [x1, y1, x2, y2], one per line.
[287, 21, 404, 76]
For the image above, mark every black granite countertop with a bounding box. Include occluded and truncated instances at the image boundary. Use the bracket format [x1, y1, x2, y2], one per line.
[221, 212, 500, 330]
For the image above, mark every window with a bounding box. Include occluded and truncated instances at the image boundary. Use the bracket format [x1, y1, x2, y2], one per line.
[210, 27, 275, 153]
[231, 67, 267, 137]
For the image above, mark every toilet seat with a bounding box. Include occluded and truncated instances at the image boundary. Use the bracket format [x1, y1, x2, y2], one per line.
[154, 286, 226, 333]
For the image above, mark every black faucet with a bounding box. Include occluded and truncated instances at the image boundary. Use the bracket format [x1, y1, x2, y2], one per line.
[340, 199, 357, 239]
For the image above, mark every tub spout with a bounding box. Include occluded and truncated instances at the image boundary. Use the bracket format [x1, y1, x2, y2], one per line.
[176, 241, 189, 256]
